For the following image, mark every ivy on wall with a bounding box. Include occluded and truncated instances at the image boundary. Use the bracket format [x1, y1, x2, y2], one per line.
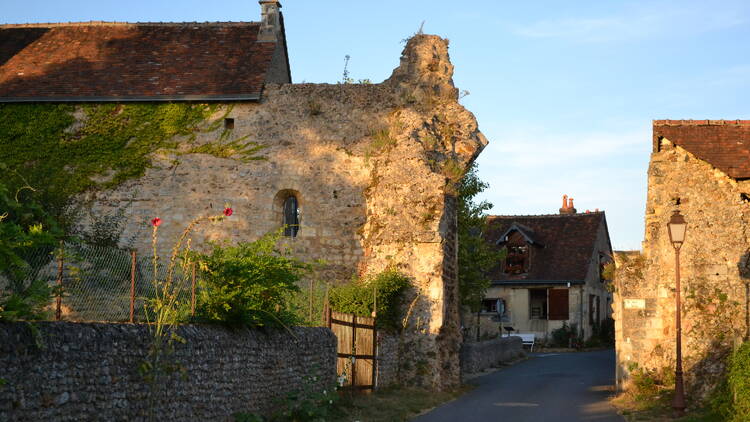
[0, 103, 212, 216]
[0, 103, 215, 225]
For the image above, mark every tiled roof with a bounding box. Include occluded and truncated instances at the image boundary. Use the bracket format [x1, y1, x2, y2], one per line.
[485, 212, 607, 283]
[653, 120, 750, 180]
[0, 22, 276, 101]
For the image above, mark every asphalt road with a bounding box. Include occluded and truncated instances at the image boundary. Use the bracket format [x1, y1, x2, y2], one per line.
[414, 350, 624, 422]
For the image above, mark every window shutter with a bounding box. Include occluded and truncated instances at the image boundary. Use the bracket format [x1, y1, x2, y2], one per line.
[548, 288, 569, 320]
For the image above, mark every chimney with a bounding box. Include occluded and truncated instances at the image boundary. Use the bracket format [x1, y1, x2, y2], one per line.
[258, 0, 282, 42]
[559, 194, 577, 215]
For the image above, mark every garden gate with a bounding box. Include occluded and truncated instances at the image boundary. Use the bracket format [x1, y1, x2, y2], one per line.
[326, 308, 377, 391]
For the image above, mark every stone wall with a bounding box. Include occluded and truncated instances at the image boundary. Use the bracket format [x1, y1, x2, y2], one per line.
[614, 137, 750, 398]
[375, 332, 401, 388]
[460, 336, 524, 375]
[80, 34, 486, 389]
[0, 322, 336, 421]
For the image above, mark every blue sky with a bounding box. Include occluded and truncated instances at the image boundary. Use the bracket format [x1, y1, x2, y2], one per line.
[3, 0, 750, 250]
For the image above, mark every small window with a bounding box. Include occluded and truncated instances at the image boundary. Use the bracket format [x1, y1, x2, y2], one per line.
[224, 118, 235, 130]
[503, 231, 529, 274]
[283, 195, 299, 237]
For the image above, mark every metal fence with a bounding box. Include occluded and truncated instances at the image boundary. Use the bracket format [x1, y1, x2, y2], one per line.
[2, 242, 196, 323]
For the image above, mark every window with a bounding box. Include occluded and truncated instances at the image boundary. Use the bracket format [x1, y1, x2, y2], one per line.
[481, 298, 505, 314]
[529, 288, 547, 320]
[283, 195, 299, 237]
[224, 118, 235, 130]
[503, 231, 529, 274]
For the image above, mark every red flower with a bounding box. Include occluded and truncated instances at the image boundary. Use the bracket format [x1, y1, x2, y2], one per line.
[223, 208, 233, 217]
[151, 217, 162, 227]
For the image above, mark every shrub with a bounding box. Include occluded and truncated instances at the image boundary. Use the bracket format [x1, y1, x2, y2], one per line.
[549, 322, 580, 348]
[194, 232, 309, 328]
[0, 179, 60, 321]
[712, 341, 750, 421]
[328, 269, 410, 331]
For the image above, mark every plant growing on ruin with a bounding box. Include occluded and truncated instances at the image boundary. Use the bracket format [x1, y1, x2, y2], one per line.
[711, 342, 750, 421]
[193, 230, 309, 329]
[328, 269, 410, 331]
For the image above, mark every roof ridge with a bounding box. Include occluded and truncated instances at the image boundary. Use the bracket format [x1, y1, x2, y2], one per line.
[0, 21, 260, 28]
[654, 119, 750, 126]
[487, 211, 604, 219]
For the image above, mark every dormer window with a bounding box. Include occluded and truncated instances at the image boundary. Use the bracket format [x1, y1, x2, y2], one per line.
[504, 231, 529, 274]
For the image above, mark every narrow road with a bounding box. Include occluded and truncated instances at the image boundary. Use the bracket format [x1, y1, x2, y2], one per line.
[415, 350, 623, 422]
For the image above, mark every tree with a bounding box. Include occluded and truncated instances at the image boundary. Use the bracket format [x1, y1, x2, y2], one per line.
[456, 162, 504, 313]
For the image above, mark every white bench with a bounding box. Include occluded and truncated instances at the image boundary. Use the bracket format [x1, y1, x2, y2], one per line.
[503, 333, 536, 352]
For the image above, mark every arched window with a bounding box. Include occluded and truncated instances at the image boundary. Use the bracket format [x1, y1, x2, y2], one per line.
[283, 195, 299, 237]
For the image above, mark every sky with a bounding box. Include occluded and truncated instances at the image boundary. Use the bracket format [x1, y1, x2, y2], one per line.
[3, 0, 750, 250]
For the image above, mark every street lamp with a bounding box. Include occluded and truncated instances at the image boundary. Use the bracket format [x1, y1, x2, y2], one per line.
[667, 210, 687, 417]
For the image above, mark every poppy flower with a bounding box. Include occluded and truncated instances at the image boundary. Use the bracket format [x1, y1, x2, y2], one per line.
[151, 217, 162, 227]
[223, 208, 233, 217]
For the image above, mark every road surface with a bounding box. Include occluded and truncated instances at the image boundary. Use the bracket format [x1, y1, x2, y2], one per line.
[415, 349, 623, 422]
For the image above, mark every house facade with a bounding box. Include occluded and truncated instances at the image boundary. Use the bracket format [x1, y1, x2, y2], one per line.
[0, 1, 489, 389]
[472, 196, 614, 342]
[613, 120, 750, 398]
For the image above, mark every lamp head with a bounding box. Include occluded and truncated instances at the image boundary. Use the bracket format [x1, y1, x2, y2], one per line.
[667, 210, 687, 247]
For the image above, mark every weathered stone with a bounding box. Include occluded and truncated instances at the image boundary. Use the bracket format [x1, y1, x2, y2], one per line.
[77, 34, 486, 389]
[0, 322, 336, 421]
[614, 138, 750, 400]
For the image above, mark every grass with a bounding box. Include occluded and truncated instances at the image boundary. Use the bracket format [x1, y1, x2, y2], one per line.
[330, 385, 471, 422]
[612, 390, 724, 422]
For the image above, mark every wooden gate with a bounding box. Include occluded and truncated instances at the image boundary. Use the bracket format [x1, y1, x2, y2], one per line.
[327, 308, 377, 391]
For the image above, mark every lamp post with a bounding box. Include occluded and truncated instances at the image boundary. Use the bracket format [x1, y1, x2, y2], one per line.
[667, 210, 687, 417]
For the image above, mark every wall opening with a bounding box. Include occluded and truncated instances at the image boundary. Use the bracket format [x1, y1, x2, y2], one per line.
[273, 189, 301, 238]
[224, 118, 235, 130]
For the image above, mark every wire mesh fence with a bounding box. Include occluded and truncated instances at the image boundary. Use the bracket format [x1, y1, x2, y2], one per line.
[1, 240, 330, 325]
[1, 242, 198, 323]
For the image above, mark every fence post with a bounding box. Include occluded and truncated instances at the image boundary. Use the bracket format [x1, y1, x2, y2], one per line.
[130, 250, 136, 323]
[55, 242, 63, 321]
[191, 262, 196, 317]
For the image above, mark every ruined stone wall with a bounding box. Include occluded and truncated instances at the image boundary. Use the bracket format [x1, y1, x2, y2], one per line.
[84, 34, 487, 389]
[614, 139, 750, 398]
[0, 322, 335, 421]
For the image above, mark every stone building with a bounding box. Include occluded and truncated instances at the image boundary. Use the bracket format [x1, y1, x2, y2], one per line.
[614, 120, 750, 398]
[470, 196, 614, 342]
[0, 1, 488, 389]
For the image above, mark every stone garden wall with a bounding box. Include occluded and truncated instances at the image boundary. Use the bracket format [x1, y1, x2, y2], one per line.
[460, 336, 524, 375]
[0, 322, 336, 421]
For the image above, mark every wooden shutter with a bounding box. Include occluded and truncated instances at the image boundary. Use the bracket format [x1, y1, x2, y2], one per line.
[548, 288, 569, 320]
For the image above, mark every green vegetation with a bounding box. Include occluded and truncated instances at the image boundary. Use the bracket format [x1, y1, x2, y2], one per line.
[328, 269, 410, 331]
[194, 231, 309, 328]
[235, 386, 469, 422]
[0, 180, 62, 321]
[0, 103, 213, 226]
[710, 341, 750, 421]
[456, 162, 505, 312]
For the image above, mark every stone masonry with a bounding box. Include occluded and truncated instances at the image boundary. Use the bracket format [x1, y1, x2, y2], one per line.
[614, 121, 750, 400]
[0, 322, 336, 421]
[81, 35, 487, 389]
